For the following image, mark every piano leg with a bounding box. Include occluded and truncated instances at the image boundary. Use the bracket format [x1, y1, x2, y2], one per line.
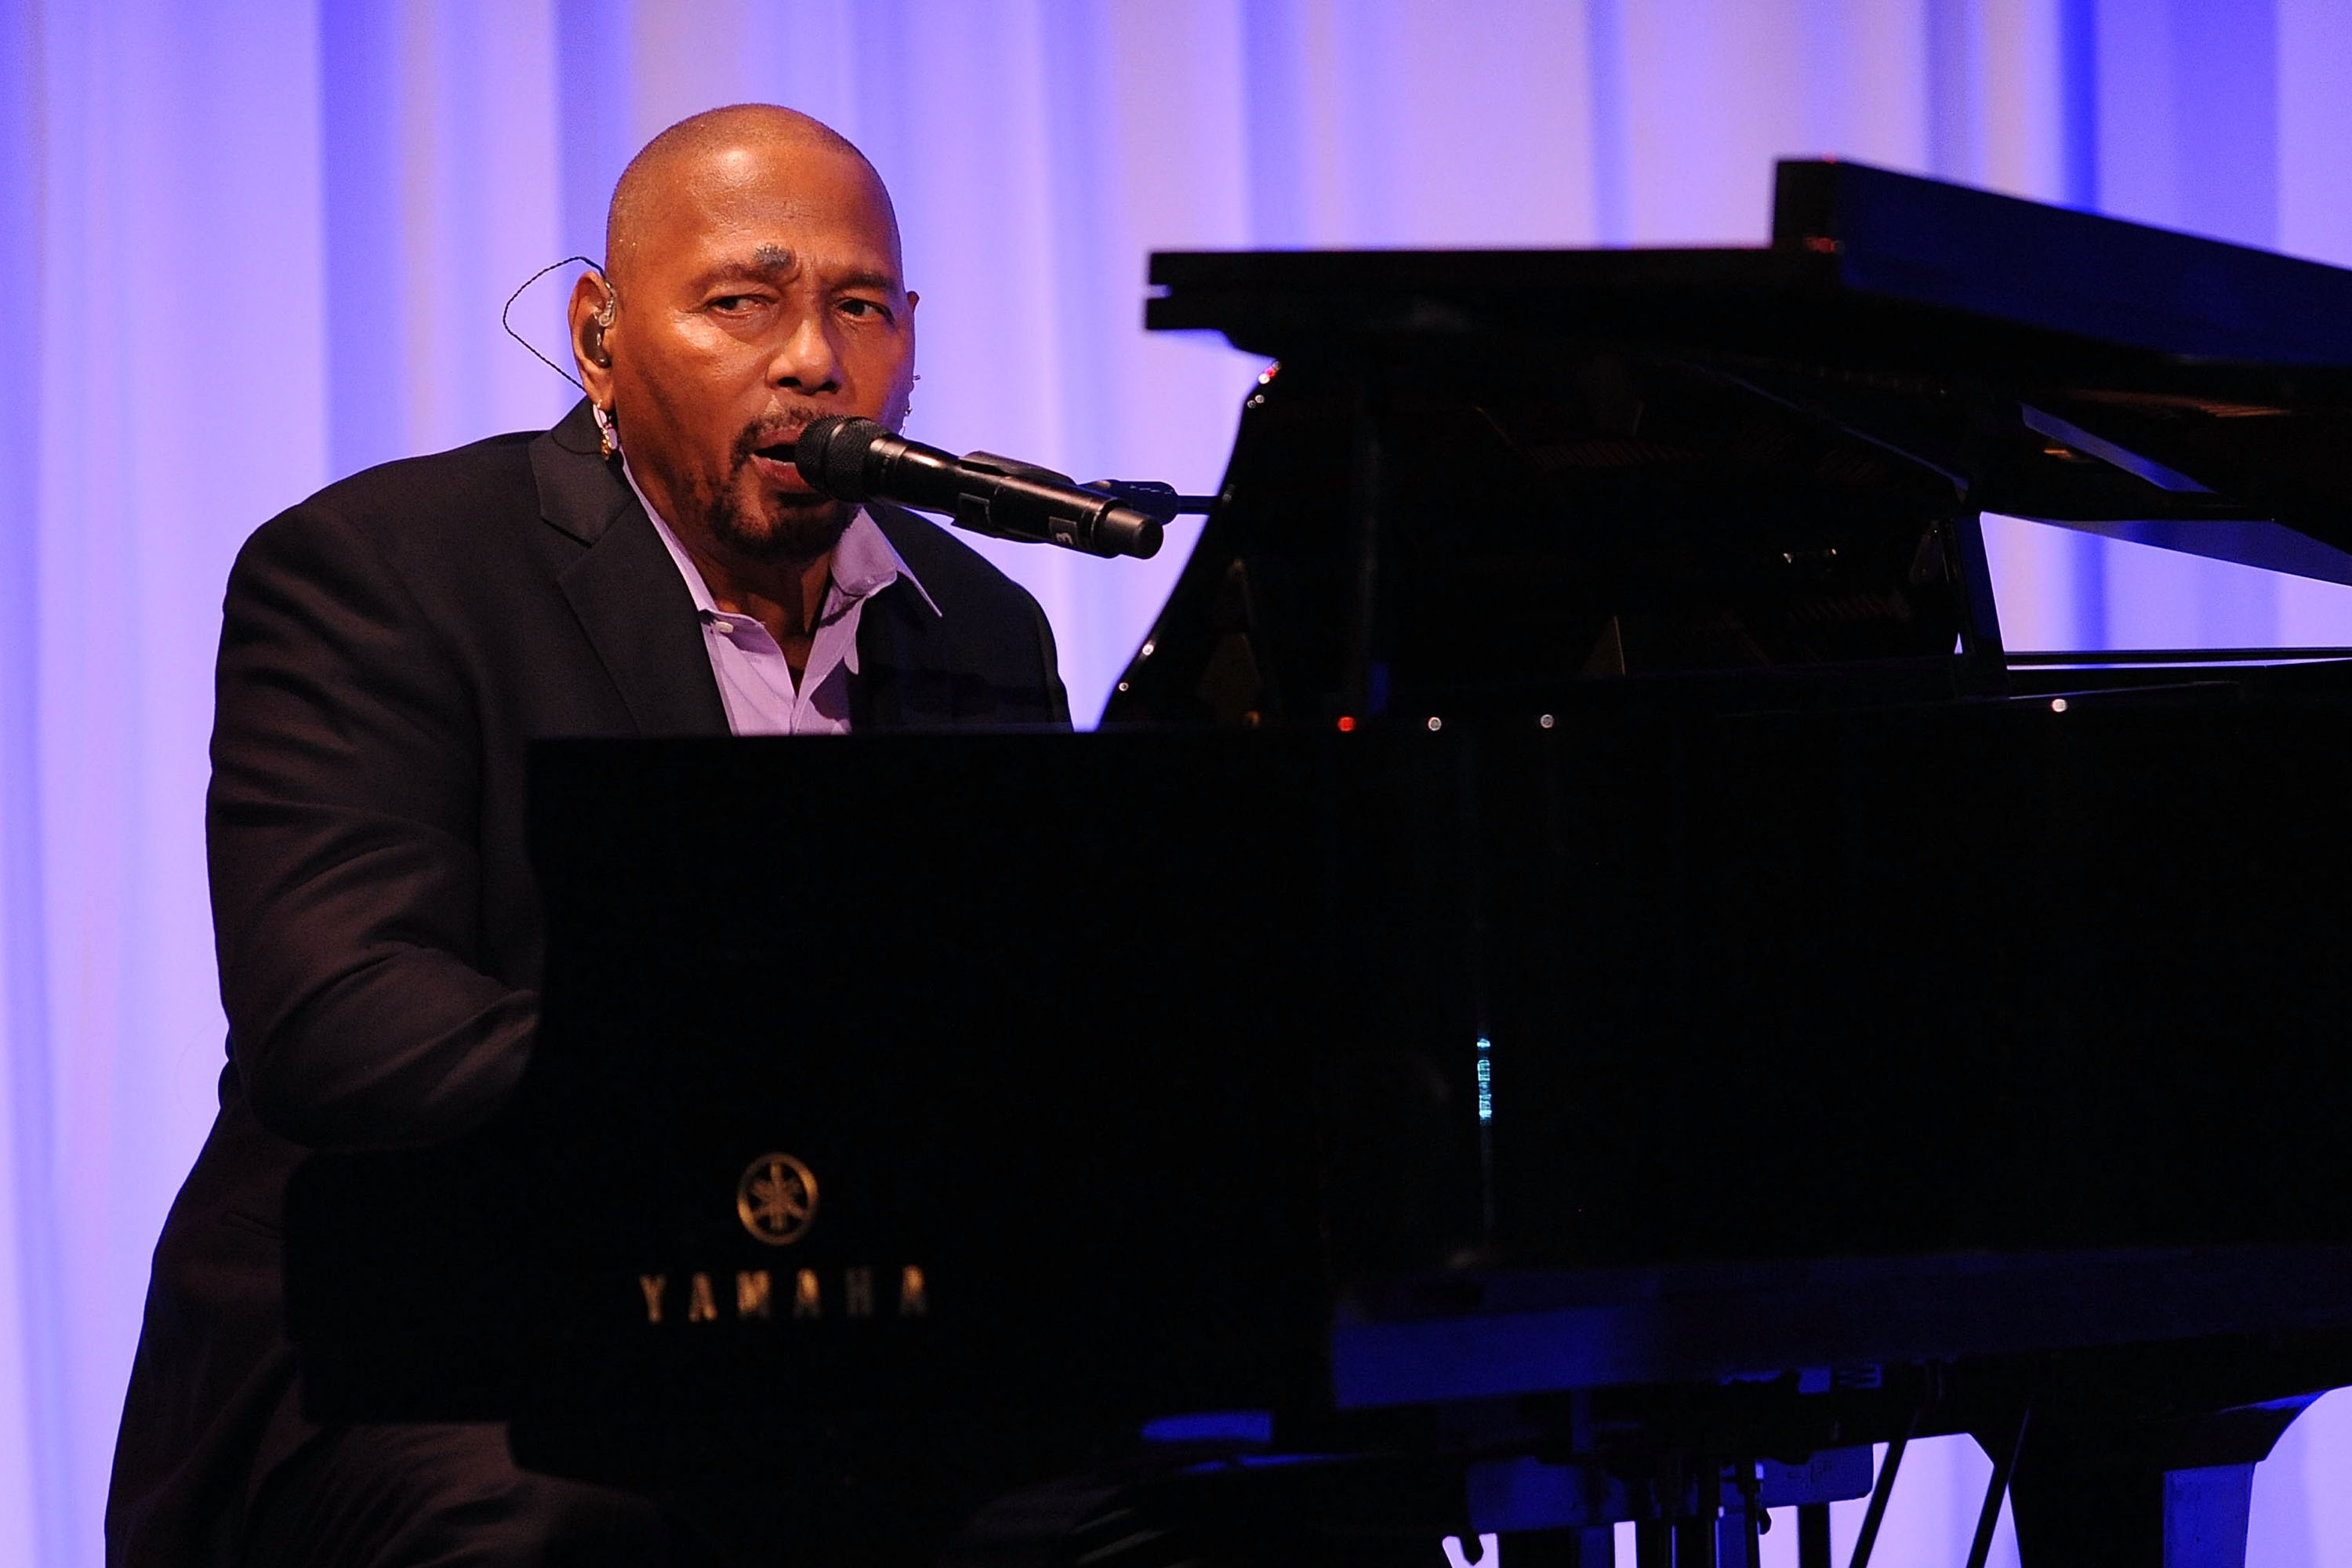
[2165, 1467, 2259, 1568]
[2009, 1463, 2253, 1567]
[2004, 1399, 2310, 1568]
[2004, 1457, 2258, 1568]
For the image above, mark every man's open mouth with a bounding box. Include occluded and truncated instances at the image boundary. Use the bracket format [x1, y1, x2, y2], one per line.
[742, 415, 829, 489]
[746, 434, 813, 488]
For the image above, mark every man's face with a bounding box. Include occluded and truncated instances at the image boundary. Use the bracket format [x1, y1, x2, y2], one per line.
[577, 141, 916, 564]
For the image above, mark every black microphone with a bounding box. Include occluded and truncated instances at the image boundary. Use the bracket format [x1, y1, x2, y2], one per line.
[793, 417, 1164, 560]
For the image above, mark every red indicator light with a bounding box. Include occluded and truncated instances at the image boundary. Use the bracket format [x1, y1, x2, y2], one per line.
[1336, 715, 1357, 733]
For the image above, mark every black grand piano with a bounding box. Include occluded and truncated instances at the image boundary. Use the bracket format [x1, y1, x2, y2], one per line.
[286, 162, 2352, 1567]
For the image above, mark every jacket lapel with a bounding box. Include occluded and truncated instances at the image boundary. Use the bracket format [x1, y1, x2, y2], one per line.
[532, 401, 730, 737]
[852, 576, 960, 729]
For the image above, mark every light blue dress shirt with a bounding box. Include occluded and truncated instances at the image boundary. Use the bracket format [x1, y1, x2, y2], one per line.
[623, 461, 938, 735]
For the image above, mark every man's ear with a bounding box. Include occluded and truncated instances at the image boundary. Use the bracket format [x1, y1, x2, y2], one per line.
[567, 271, 619, 404]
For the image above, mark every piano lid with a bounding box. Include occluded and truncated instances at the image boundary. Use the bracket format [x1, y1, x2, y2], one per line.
[1146, 158, 2352, 586]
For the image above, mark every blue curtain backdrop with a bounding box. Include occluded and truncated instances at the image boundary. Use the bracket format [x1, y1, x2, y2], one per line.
[8, 2, 2352, 1564]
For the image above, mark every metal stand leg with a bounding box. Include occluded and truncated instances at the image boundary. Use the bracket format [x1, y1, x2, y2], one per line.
[1797, 1504, 1831, 1568]
[1671, 1515, 1717, 1568]
[1715, 1497, 1762, 1568]
[1848, 1431, 1908, 1568]
[1965, 1408, 2028, 1568]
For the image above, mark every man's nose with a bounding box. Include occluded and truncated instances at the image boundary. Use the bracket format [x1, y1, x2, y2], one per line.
[768, 310, 842, 394]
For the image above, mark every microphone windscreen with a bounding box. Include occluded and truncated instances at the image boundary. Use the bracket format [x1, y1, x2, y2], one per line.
[794, 416, 885, 499]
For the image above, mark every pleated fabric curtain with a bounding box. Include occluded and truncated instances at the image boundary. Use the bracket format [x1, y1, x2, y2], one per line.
[8, 3, 2352, 1565]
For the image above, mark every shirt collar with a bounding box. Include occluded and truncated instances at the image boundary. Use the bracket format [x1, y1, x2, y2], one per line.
[621, 458, 940, 622]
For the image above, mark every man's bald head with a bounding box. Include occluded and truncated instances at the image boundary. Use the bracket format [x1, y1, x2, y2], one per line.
[604, 104, 902, 289]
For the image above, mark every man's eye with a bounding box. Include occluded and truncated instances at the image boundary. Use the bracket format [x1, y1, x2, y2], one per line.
[840, 299, 891, 321]
[710, 295, 764, 313]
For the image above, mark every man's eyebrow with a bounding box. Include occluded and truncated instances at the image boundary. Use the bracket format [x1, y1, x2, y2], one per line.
[688, 245, 797, 290]
[826, 267, 902, 295]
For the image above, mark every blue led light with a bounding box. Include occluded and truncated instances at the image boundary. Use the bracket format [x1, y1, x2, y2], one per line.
[1475, 1036, 1494, 1123]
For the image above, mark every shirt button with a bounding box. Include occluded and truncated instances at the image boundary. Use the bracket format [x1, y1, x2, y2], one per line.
[712, 619, 735, 635]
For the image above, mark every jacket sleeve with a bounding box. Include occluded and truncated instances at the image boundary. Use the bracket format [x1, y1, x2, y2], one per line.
[207, 499, 533, 1149]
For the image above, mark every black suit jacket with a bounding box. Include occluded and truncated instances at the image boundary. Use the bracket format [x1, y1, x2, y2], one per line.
[105, 401, 1069, 1566]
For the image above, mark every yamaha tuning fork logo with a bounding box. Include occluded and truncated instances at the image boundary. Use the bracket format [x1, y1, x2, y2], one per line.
[736, 1152, 818, 1246]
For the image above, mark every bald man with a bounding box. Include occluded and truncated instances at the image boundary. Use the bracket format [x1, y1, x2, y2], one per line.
[107, 107, 1069, 1568]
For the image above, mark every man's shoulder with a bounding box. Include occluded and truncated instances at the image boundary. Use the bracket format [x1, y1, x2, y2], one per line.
[235, 426, 571, 593]
[299, 429, 546, 533]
